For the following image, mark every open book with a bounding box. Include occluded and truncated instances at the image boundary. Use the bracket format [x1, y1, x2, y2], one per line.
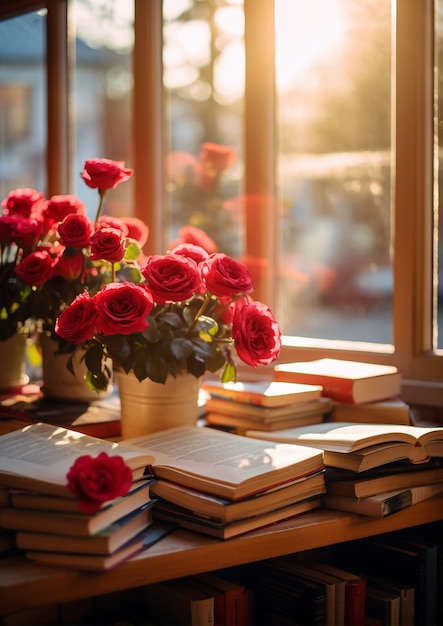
[246, 422, 443, 471]
[0, 422, 324, 501]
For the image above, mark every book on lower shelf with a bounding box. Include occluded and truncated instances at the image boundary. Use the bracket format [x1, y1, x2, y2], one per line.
[234, 559, 328, 626]
[193, 572, 246, 626]
[144, 578, 215, 626]
[152, 496, 321, 539]
[322, 482, 443, 517]
[0, 422, 324, 501]
[245, 421, 443, 472]
[339, 536, 437, 626]
[311, 562, 366, 626]
[364, 585, 401, 626]
[363, 574, 415, 626]
[269, 557, 342, 626]
[274, 358, 402, 404]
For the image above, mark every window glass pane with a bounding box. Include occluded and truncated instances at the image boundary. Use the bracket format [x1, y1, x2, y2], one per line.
[71, 0, 134, 220]
[275, 0, 393, 343]
[0, 10, 46, 200]
[163, 0, 244, 256]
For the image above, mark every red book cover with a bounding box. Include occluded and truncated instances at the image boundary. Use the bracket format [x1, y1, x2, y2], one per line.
[274, 358, 401, 404]
[345, 576, 366, 626]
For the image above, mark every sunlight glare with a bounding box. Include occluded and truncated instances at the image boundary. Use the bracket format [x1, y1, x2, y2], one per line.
[275, 0, 345, 91]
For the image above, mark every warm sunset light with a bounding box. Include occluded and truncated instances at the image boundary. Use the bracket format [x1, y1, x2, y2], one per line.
[275, 0, 346, 91]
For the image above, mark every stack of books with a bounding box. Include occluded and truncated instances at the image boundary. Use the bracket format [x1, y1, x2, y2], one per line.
[274, 357, 415, 426]
[201, 379, 332, 432]
[0, 422, 327, 544]
[136, 425, 327, 539]
[245, 421, 443, 517]
[0, 423, 174, 570]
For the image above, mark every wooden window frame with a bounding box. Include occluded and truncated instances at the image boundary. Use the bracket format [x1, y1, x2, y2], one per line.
[1, 0, 441, 405]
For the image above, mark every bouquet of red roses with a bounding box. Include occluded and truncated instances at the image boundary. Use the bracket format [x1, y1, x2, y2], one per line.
[55, 244, 282, 391]
[0, 158, 145, 343]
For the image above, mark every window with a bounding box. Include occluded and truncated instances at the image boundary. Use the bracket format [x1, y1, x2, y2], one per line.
[0, 0, 441, 405]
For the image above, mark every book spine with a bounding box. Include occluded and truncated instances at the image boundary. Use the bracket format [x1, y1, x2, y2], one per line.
[274, 371, 354, 403]
[344, 577, 366, 626]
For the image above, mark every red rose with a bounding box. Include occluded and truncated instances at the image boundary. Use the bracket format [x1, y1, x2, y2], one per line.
[141, 254, 203, 303]
[57, 213, 94, 248]
[198, 143, 236, 191]
[165, 151, 199, 186]
[80, 158, 133, 191]
[53, 252, 84, 280]
[199, 142, 236, 174]
[169, 242, 210, 264]
[96, 215, 129, 237]
[0, 215, 15, 245]
[55, 291, 98, 343]
[90, 228, 125, 263]
[14, 249, 54, 286]
[170, 225, 217, 255]
[1, 188, 44, 218]
[94, 282, 154, 335]
[10, 217, 44, 250]
[66, 452, 133, 513]
[43, 194, 86, 227]
[231, 300, 281, 367]
[201, 253, 254, 298]
[121, 216, 149, 247]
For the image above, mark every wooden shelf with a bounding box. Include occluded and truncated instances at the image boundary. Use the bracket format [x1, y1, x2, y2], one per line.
[1, 495, 442, 618]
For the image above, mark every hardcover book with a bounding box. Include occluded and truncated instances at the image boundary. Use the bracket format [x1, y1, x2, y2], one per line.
[0, 479, 154, 536]
[193, 573, 245, 626]
[150, 470, 325, 523]
[152, 496, 321, 539]
[365, 585, 401, 626]
[24, 522, 176, 572]
[311, 563, 366, 626]
[201, 379, 323, 407]
[144, 578, 215, 626]
[322, 482, 443, 518]
[325, 464, 443, 498]
[330, 398, 411, 425]
[204, 409, 327, 432]
[274, 358, 401, 404]
[15, 502, 155, 555]
[205, 395, 332, 420]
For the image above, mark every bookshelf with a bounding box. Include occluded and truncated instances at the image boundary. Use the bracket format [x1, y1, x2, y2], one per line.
[0, 494, 442, 618]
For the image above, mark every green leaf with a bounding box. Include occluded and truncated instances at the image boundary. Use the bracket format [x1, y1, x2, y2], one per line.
[220, 361, 237, 383]
[124, 241, 141, 260]
[170, 337, 194, 360]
